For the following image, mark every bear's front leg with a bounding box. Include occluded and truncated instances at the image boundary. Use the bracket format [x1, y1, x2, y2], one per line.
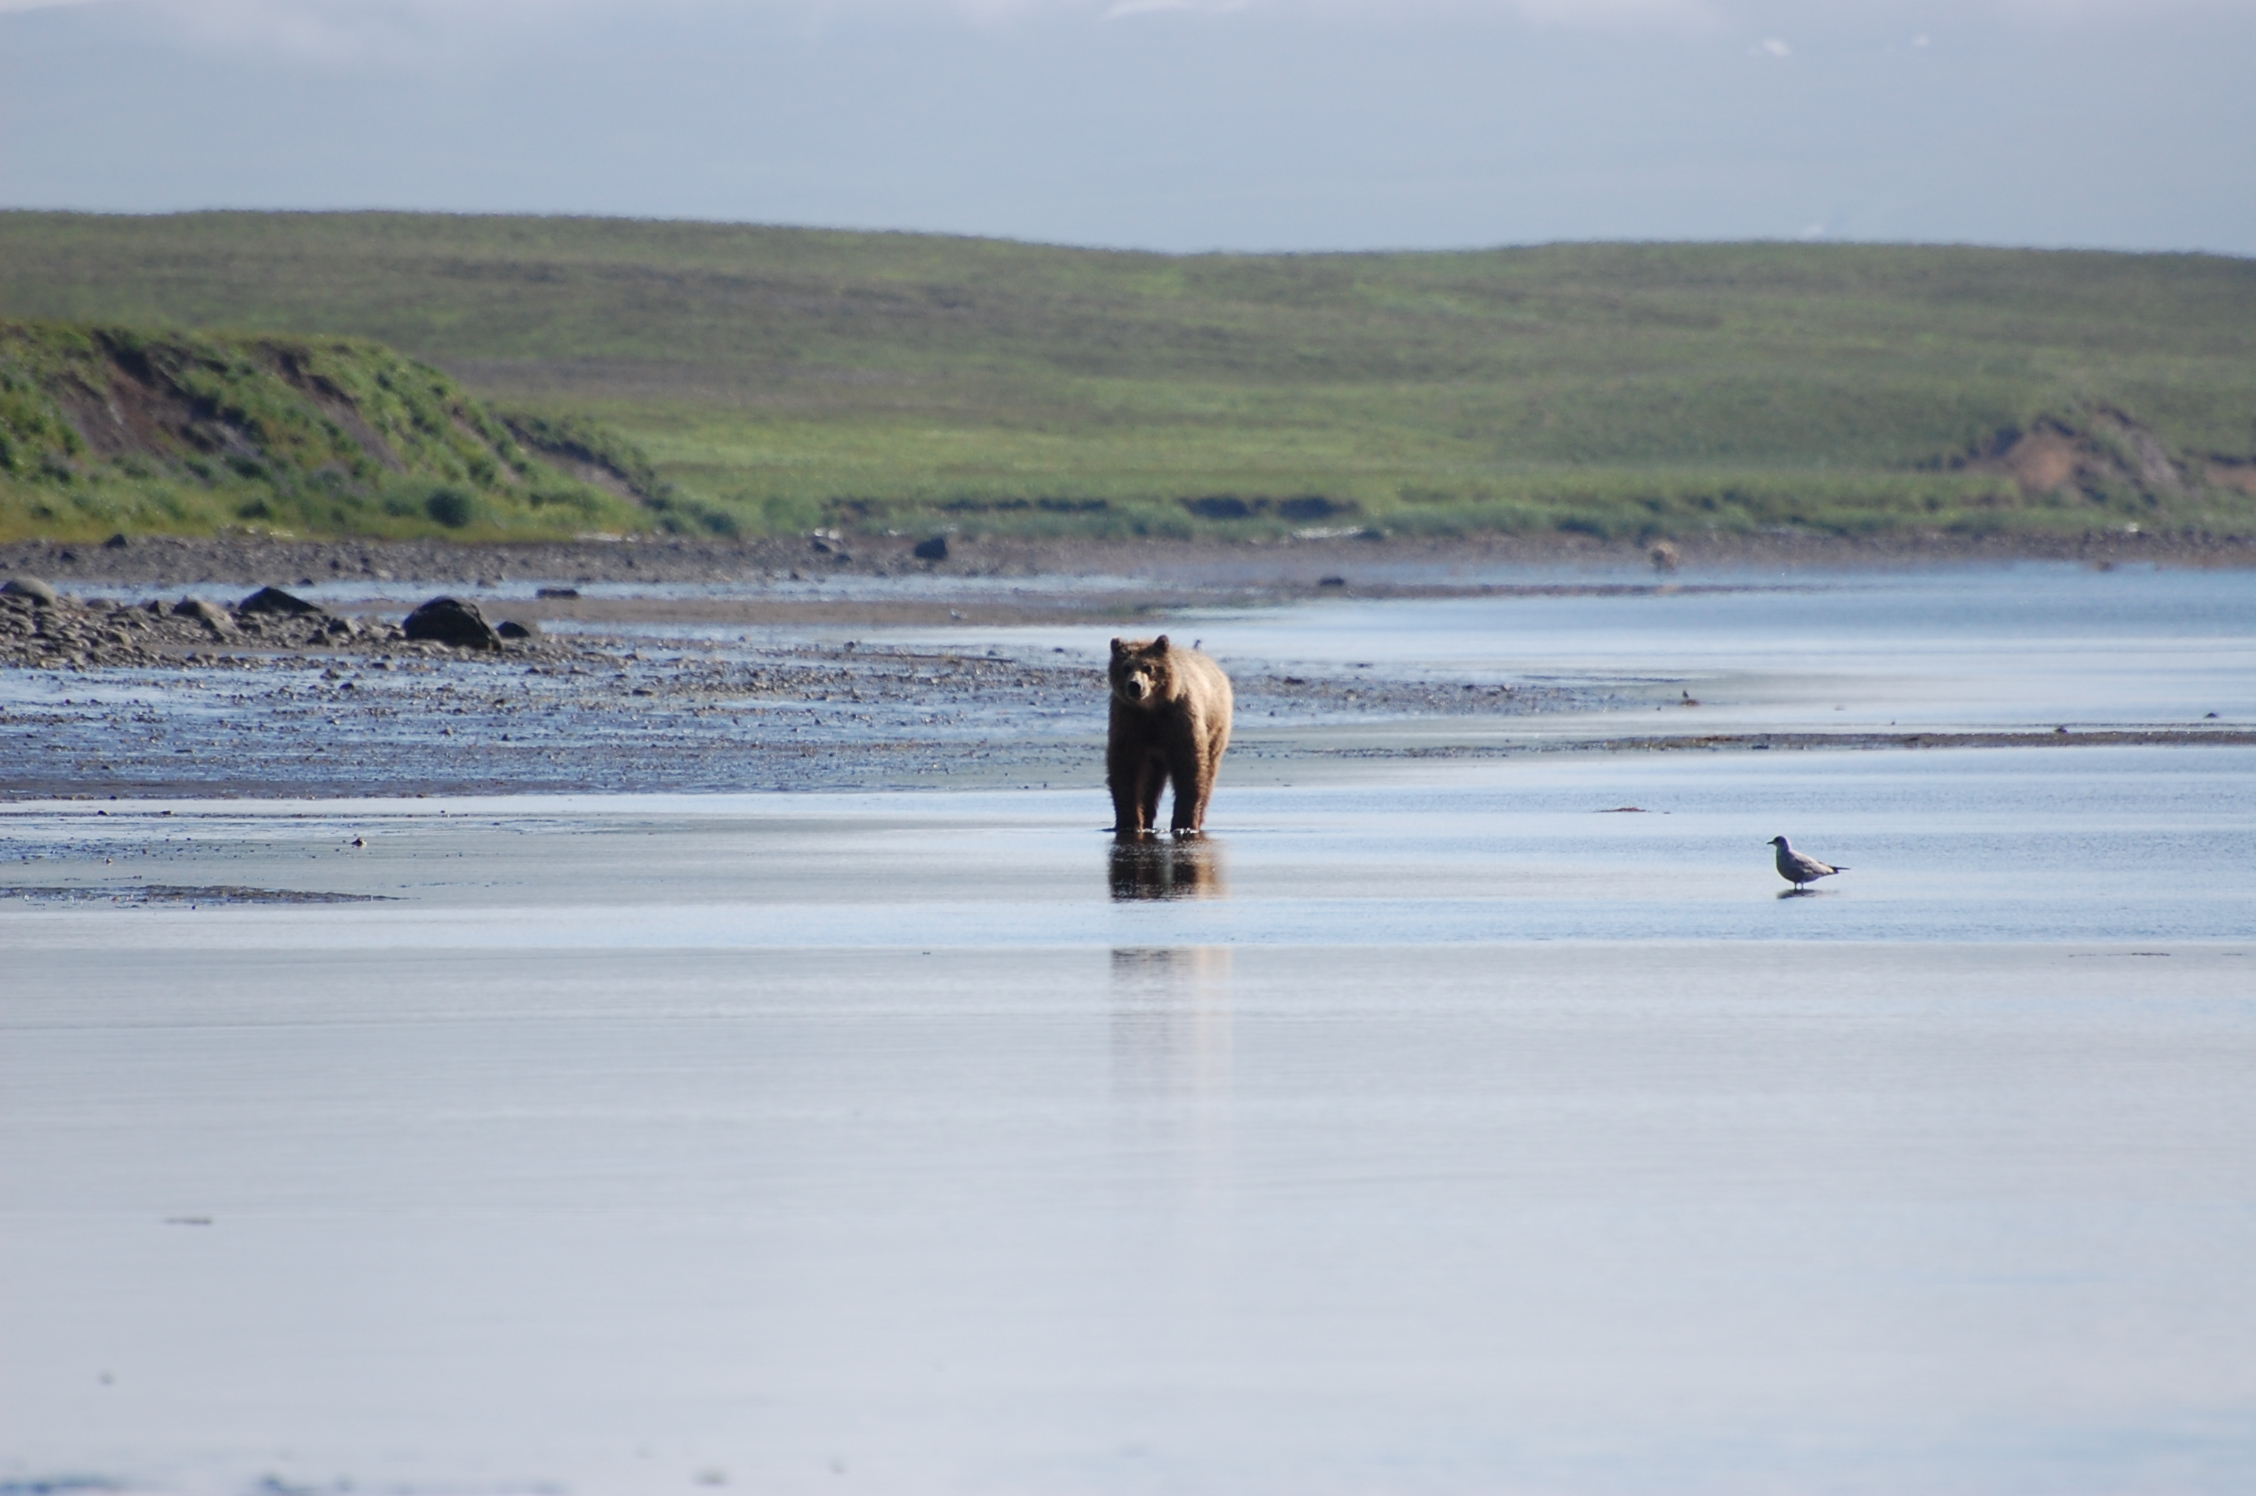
[1107, 703, 1148, 833]
[1107, 725, 1161, 834]
[1137, 748, 1167, 833]
[1107, 761, 1148, 834]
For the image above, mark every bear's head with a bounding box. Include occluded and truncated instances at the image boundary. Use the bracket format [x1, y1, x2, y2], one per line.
[1109, 635, 1175, 708]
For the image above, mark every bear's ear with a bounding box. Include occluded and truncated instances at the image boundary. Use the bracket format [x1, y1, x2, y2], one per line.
[1110, 637, 1127, 656]
[1153, 635, 1171, 653]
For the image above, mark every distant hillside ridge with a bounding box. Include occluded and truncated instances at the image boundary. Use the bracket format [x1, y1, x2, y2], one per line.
[0, 321, 708, 541]
[1, 213, 2253, 542]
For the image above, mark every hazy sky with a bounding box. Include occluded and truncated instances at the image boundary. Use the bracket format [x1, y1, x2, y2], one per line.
[3, 0, 2252, 254]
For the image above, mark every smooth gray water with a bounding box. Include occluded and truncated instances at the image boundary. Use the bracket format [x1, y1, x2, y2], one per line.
[883, 561, 2256, 734]
[4, 564, 2254, 1496]
[4, 745, 2251, 943]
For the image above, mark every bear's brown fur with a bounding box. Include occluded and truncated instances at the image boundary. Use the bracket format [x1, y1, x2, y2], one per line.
[1107, 634, 1233, 836]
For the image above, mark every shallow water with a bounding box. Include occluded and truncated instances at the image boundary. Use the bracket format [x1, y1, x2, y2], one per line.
[5, 746, 2252, 943]
[6, 745, 2256, 1496]
[5, 564, 2255, 1496]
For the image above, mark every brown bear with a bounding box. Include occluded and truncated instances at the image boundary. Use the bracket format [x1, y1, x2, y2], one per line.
[1107, 635, 1233, 836]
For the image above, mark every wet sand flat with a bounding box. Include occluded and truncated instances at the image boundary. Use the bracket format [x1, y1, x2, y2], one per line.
[7, 561, 2252, 801]
[5, 747, 2256, 1496]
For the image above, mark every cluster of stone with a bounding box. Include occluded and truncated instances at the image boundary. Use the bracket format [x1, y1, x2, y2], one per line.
[0, 576, 403, 670]
[1, 576, 558, 671]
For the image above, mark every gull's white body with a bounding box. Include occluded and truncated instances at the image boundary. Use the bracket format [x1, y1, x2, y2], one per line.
[1770, 835, 1846, 889]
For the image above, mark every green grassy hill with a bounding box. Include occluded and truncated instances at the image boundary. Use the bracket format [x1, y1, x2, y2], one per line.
[0, 322, 663, 541]
[3, 210, 2253, 542]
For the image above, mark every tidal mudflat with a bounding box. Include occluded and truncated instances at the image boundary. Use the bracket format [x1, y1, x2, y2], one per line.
[3, 559, 2253, 1496]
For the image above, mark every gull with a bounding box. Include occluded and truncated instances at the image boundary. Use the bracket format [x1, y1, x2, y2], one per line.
[1769, 835, 1847, 890]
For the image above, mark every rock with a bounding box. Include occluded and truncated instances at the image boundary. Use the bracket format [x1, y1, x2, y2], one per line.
[103, 533, 130, 550]
[237, 586, 326, 618]
[913, 535, 950, 562]
[496, 619, 541, 640]
[535, 586, 580, 599]
[173, 598, 235, 630]
[402, 596, 502, 650]
[3, 577, 59, 606]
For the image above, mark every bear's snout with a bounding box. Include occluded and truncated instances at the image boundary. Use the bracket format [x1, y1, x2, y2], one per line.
[1123, 676, 1149, 700]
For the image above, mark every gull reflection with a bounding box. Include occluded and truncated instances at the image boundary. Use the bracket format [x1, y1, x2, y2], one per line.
[1108, 835, 1228, 901]
[1109, 946, 1234, 1101]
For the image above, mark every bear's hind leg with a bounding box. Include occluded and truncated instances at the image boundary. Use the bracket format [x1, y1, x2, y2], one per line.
[1167, 741, 1208, 834]
[1183, 719, 1229, 831]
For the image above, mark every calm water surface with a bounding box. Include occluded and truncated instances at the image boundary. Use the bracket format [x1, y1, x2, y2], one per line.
[3, 564, 2253, 1496]
[886, 561, 2256, 733]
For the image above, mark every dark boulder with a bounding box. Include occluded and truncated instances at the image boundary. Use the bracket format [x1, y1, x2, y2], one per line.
[403, 596, 503, 650]
[237, 586, 326, 618]
[913, 535, 950, 561]
[496, 618, 540, 640]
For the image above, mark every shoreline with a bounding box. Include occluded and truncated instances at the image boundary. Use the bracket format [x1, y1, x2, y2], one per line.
[4, 525, 2253, 597]
[5, 542, 2247, 803]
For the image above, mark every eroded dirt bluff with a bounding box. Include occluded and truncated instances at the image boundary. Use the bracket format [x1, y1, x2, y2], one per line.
[1955, 408, 2247, 506]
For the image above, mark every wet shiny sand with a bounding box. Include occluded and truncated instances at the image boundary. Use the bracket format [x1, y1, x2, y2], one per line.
[5, 746, 2255, 1495]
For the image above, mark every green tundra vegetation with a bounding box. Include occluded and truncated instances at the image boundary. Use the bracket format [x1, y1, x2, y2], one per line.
[1, 210, 2252, 543]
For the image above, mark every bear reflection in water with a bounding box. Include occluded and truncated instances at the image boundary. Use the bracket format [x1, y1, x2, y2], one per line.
[1110, 945, 1233, 1099]
[1108, 835, 1228, 901]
